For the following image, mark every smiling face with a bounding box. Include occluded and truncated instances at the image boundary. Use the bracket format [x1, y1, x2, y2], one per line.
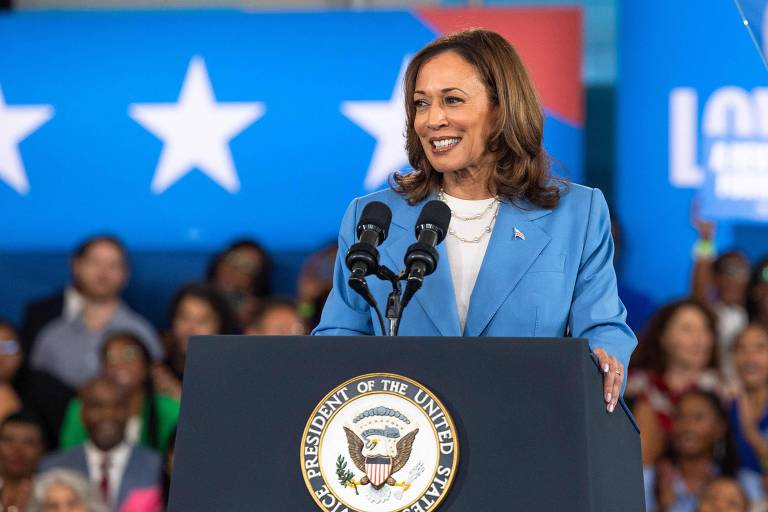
[102, 336, 147, 392]
[661, 305, 715, 372]
[671, 394, 724, 458]
[413, 51, 497, 179]
[81, 379, 128, 452]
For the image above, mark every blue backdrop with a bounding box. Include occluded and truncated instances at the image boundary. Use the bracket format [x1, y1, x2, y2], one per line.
[0, 10, 581, 252]
[618, 0, 768, 310]
[0, 9, 582, 326]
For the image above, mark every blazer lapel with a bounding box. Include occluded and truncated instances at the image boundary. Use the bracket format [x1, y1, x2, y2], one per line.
[463, 201, 552, 337]
[383, 196, 461, 337]
[116, 448, 138, 509]
[412, 240, 462, 336]
[76, 446, 89, 476]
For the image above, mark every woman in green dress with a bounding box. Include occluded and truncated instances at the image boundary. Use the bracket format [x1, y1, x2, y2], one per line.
[59, 331, 179, 452]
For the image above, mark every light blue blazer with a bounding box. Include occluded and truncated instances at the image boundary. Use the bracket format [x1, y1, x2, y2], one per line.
[312, 184, 637, 372]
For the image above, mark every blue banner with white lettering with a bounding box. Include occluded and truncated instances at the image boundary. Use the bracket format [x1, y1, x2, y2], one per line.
[618, 0, 768, 308]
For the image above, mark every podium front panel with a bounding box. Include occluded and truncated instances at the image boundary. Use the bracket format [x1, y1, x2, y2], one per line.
[169, 336, 643, 511]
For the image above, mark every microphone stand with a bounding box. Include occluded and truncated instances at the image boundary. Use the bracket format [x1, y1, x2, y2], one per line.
[358, 262, 430, 336]
[375, 265, 406, 336]
[348, 271, 387, 336]
[348, 264, 413, 336]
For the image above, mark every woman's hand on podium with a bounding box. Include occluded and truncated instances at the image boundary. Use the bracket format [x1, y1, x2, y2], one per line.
[593, 348, 624, 413]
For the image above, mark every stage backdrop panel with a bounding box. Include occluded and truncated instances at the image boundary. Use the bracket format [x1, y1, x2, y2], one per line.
[0, 8, 582, 253]
[617, 0, 768, 308]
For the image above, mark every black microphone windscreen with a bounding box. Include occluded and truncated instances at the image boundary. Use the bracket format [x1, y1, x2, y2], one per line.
[415, 200, 451, 243]
[357, 201, 392, 242]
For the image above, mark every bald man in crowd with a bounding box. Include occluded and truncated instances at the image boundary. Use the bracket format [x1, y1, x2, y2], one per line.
[40, 376, 160, 511]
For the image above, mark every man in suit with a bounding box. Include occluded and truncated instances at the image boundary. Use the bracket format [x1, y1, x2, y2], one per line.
[40, 376, 161, 511]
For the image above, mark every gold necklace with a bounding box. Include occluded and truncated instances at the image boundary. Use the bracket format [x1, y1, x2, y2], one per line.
[438, 190, 499, 221]
[438, 189, 501, 244]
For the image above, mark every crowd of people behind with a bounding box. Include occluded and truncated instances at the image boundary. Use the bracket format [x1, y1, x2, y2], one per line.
[0, 235, 337, 511]
[1, 216, 768, 511]
[624, 216, 768, 512]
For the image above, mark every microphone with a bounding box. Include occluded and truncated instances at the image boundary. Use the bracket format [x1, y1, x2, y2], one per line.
[401, 200, 451, 309]
[344, 201, 391, 335]
[345, 201, 392, 279]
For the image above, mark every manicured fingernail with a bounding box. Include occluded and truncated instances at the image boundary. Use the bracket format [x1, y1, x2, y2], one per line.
[603, 364, 609, 373]
[608, 403, 615, 413]
[606, 392, 612, 403]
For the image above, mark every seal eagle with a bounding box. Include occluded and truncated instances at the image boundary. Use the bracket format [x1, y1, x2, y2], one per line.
[343, 426, 419, 489]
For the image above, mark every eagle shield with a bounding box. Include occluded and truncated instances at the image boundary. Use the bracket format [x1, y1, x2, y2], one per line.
[365, 456, 393, 487]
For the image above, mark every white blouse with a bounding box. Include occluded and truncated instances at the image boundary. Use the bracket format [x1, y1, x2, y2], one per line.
[440, 192, 499, 331]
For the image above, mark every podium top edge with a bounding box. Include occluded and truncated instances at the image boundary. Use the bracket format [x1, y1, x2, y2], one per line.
[188, 335, 590, 343]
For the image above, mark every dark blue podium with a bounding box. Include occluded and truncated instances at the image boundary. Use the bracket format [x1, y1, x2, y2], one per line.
[169, 336, 644, 511]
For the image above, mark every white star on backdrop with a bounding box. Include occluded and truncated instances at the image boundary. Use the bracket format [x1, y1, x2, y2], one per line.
[129, 56, 265, 194]
[0, 86, 54, 195]
[342, 56, 411, 190]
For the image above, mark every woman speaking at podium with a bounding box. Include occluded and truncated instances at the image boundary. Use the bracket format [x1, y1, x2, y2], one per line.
[313, 29, 636, 413]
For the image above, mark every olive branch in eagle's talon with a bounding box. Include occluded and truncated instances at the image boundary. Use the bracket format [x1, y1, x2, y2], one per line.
[336, 455, 359, 495]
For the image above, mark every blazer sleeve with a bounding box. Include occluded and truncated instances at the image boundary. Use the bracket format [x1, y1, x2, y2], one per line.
[568, 188, 637, 376]
[312, 197, 376, 336]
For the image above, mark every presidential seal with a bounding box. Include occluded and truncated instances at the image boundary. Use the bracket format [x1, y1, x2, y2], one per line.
[300, 373, 459, 512]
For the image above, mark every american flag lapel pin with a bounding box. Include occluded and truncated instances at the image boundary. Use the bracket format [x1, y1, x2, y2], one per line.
[514, 227, 526, 240]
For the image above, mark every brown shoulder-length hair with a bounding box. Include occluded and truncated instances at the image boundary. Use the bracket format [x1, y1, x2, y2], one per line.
[392, 28, 564, 208]
[631, 298, 719, 373]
